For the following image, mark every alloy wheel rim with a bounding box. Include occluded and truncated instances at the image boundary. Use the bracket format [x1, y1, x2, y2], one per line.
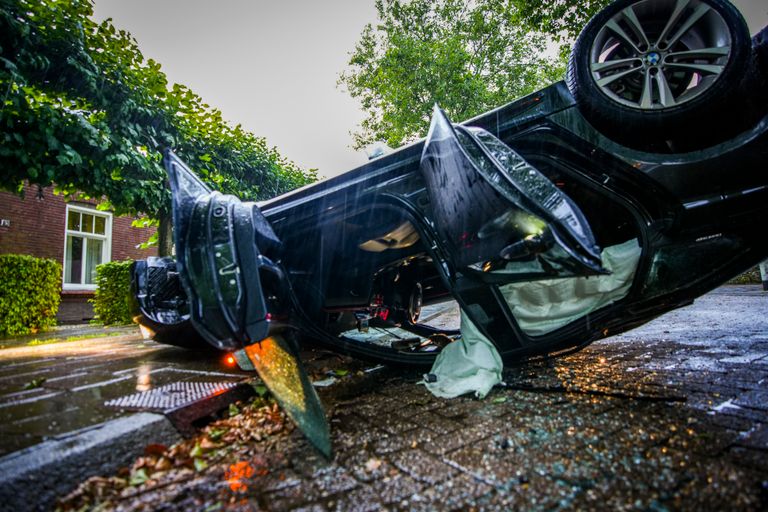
[589, 0, 732, 110]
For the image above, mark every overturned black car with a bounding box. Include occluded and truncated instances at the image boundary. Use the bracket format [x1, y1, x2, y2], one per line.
[132, 0, 768, 455]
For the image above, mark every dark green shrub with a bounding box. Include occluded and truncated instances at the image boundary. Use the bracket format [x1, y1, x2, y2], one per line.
[92, 260, 133, 325]
[0, 254, 62, 336]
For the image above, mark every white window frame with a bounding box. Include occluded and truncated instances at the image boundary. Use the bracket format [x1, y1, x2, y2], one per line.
[62, 205, 112, 291]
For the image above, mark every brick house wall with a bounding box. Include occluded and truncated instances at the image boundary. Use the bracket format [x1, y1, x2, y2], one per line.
[0, 184, 158, 322]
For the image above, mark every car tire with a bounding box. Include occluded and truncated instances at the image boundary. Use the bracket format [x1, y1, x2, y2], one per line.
[751, 26, 768, 108]
[130, 258, 213, 351]
[567, 0, 753, 150]
[136, 314, 215, 351]
[407, 282, 423, 324]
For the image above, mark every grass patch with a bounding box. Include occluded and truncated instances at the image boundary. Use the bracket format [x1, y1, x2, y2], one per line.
[65, 332, 122, 342]
[26, 338, 63, 346]
[25, 330, 130, 346]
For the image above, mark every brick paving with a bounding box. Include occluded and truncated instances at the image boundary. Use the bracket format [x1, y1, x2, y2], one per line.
[0, 330, 250, 457]
[67, 285, 767, 511]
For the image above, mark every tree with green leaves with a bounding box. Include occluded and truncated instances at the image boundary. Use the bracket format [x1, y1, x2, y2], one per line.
[513, 0, 611, 43]
[0, 0, 316, 255]
[339, 0, 565, 149]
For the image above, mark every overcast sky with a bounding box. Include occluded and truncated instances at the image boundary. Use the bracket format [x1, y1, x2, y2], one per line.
[93, 0, 768, 179]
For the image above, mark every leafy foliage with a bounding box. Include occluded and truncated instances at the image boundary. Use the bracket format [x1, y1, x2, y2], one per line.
[91, 260, 133, 325]
[58, 397, 290, 510]
[0, 254, 62, 336]
[339, 0, 564, 149]
[0, 0, 316, 227]
[513, 0, 611, 43]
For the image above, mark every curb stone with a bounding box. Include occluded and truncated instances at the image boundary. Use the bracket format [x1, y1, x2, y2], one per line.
[0, 412, 181, 512]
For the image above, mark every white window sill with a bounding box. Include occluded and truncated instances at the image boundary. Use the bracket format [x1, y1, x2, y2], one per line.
[62, 284, 98, 292]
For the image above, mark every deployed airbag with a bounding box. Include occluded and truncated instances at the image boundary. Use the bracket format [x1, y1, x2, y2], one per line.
[422, 240, 640, 399]
[498, 239, 642, 336]
[422, 309, 503, 399]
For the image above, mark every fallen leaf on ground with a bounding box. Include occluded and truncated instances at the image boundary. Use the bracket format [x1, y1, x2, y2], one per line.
[23, 377, 47, 390]
[144, 444, 167, 456]
[189, 443, 204, 458]
[129, 468, 149, 486]
[199, 437, 221, 451]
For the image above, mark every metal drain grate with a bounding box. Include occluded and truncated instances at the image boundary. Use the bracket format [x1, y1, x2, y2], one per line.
[105, 381, 240, 412]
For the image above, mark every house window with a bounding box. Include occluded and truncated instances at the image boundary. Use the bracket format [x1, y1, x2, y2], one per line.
[63, 205, 112, 290]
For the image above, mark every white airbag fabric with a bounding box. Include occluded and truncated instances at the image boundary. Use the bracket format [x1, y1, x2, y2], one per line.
[422, 309, 503, 399]
[498, 239, 641, 336]
[422, 239, 641, 399]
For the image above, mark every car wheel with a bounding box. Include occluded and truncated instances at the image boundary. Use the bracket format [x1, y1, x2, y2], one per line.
[567, 0, 752, 150]
[406, 282, 423, 324]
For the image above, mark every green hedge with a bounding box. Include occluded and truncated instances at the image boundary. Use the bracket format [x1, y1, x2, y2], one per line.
[92, 260, 134, 325]
[0, 254, 62, 337]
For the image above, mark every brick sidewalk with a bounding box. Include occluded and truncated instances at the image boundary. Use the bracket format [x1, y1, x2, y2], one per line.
[0, 329, 251, 456]
[61, 286, 767, 511]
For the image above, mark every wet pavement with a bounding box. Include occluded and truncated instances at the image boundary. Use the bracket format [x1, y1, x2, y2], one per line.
[0, 328, 251, 457]
[0, 286, 765, 509]
[48, 285, 768, 511]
